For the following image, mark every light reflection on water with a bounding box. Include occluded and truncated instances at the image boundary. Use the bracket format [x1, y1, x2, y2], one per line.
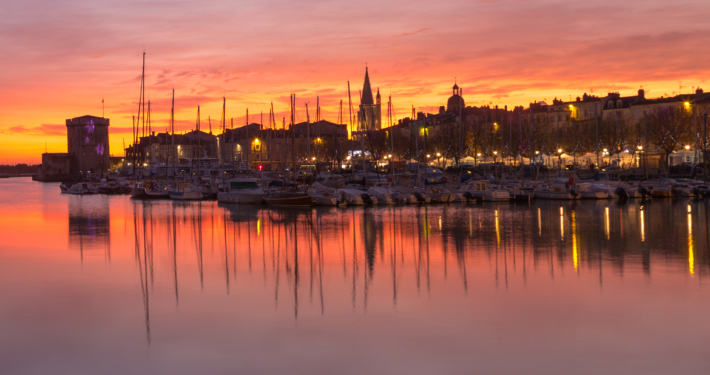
[2, 178, 710, 375]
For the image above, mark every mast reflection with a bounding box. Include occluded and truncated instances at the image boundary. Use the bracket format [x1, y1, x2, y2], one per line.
[68, 199, 710, 342]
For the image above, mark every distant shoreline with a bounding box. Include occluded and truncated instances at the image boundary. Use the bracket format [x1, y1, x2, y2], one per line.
[0, 174, 36, 178]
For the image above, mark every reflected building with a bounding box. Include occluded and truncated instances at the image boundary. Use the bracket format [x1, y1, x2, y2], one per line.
[68, 198, 111, 253]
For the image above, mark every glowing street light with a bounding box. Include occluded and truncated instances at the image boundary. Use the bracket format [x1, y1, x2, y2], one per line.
[426, 154, 431, 158]
[637, 145, 643, 150]
[436, 152, 441, 157]
[558, 148, 563, 153]
[535, 151, 540, 155]
[685, 145, 691, 150]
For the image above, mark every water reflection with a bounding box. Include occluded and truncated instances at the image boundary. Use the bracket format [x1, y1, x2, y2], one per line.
[68, 196, 110, 262]
[6, 180, 710, 374]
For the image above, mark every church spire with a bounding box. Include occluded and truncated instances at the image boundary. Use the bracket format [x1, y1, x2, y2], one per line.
[361, 67, 374, 105]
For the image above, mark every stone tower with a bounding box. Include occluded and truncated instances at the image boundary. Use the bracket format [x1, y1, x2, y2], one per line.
[66, 115, 110, 176]
[358, 67, 382, 131]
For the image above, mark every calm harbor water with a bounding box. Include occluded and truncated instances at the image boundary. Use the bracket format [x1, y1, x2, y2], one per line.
[1, 177, 709, 374]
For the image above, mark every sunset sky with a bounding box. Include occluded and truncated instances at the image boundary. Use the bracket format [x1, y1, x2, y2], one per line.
[1, 0, 709, 163]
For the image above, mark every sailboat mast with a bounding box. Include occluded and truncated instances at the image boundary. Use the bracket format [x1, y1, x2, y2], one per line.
[170, 89, 174, 176]
[305, 103, 310, 160]
[347, 81, 353, 166]
[339, 99, 343, 166]
[292, 94, 297, 185]
[147, 101, 151, 135]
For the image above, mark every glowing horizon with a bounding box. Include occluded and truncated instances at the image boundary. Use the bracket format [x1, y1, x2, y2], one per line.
[1, 0, 709, 163]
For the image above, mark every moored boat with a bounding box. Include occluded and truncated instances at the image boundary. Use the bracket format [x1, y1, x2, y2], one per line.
[217, 177, 264, 204]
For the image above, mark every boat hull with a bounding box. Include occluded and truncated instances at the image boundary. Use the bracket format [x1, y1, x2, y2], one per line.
[169, 191, 203, 200]
[263, 193, 313, 207]
[217, 192, 264, 204]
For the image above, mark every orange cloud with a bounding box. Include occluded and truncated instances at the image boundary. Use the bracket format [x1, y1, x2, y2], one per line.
[1, 0, 709, 162]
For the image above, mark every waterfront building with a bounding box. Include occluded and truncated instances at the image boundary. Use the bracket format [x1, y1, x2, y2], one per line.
[38, 115, 110, 181]
[125, 130, 218, 167]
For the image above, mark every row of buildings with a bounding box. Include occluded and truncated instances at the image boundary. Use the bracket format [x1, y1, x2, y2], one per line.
[37, 68, 710, 180]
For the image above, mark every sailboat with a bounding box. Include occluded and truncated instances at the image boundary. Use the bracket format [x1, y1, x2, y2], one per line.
[264, 94, 312, 207]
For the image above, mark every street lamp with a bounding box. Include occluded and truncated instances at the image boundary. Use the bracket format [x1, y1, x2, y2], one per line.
[685, 145, 691, 150]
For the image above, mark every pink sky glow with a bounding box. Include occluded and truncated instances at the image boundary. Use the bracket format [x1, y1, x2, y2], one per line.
[1, 0, 709, 162]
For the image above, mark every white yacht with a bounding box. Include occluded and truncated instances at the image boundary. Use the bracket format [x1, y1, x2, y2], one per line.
[64, 182, 92, 195]
[463, 180, 510, 202]
[337, 188, 376, 205]
[368, 184, 396, 205]
[217, 177, 264, 204]
[169, 182, 203, 200]
[533, 185, 580, 200]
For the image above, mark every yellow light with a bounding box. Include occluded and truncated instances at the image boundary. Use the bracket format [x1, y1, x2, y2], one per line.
[436, 152, 441, 157]
[685, 102, 690, 106]
[388, 154, 392, 158]
[143, 163, 147, 166]
[317, 137, 321, 141]
[569, 104, 574, 108]
[689, 213, 694, 276]
[346, 156, 351, 160]
[560, 209, 564, 241]
[538, 208, 541, 237]
[603, 148, 608, 153]
[637, 145, 643, 150]
[558, 148, 563, 153]
[493, 151, 498, 155]
[427, 154, 431, 158]
[477, 153, 481, 157]
[535, 151, 540, 155]
[685, 145, 690, 150]
[495, 210, 500, 247]
[254, 138, 260, 143]
[572, 211, 578, 271]
[312, 157, 316, 161]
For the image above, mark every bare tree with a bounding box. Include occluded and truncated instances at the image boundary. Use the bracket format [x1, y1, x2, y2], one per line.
[646, 106, 693, 167]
